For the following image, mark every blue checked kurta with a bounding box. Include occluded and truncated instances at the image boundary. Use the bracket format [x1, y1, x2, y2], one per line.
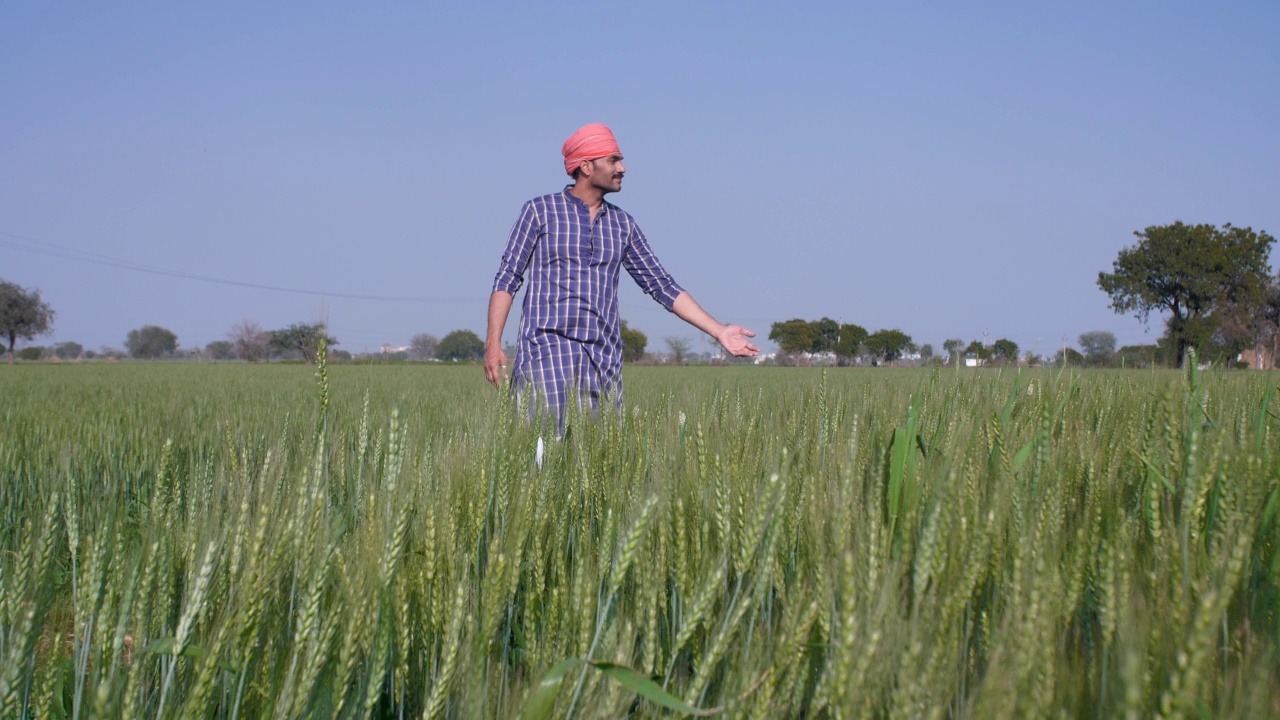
[493, 187, 684, 415]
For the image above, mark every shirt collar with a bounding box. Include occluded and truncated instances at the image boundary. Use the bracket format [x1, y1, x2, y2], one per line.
[562, 185, 609, 216]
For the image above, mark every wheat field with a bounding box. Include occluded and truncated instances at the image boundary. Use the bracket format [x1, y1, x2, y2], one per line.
[0, 359, 1277, 718]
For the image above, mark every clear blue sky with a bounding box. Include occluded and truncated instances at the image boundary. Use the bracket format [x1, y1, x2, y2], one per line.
[3, 1, 1277, 357]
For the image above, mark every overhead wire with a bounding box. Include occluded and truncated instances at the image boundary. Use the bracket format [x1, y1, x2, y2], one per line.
[0, 230, 484, 304]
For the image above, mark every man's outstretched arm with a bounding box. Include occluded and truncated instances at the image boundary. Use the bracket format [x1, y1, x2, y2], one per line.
[671, 291, 760, 357]
[484, 290, 514, 388]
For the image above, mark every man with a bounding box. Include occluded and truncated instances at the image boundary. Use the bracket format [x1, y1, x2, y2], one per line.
[485, 122, 758, 418]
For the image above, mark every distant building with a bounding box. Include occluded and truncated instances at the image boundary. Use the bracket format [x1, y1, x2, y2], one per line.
[380, 344, 410, 355]
[1239, 347, 1275, 369]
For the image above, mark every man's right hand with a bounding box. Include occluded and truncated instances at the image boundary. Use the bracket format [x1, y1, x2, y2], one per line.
[484, 344, 509, 388]
[485, 291, 515, 389]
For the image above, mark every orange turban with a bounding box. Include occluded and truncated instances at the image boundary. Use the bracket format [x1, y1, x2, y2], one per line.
[562, 123, 621, 176]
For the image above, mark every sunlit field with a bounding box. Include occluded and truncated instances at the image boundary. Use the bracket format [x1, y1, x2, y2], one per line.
[1, 361, 1277, 718]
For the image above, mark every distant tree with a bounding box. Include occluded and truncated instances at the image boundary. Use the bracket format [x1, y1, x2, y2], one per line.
[942, 338, 965, 365]
[1055, 347, 1085, 366]
[835, 323, 868, 364]
[230, 320, 271, 362]
[1098, 222, 1275, 366]
[0, 279, 56, 364]
[769, 319, 817, 356]
[811, 317, 840, 354]
[919, 343, 935, 363]
[865, 329, 913, 364]
[126, 325, 178, 359]
[665, 337, 692, 365]
[1078, 331, 1117, 366]
[17, 346, 44, 361]
[205, 340, 236, 360]
[98, 346, 127, 360]
[620, 321, 647, 363]
[409, 332, 440, 361]
[270, 323, 337, 363]
[437, 329, 484, 361]
[53, 341, 84, 360]
[1253, 280, 1280, 368]
[992, 338, 1020, 364]
[965, 340, 990, 361]
[1118, 344, 1162, 368]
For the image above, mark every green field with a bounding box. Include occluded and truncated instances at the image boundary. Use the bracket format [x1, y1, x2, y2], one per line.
[1, 362, 1278, 718]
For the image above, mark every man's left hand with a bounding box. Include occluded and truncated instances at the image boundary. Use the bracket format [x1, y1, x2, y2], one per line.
[716, 325, 760, 357]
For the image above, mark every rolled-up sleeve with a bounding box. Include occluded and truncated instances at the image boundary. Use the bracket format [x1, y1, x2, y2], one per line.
[622, 225, 684, 311]
[492, 201, 542, 295]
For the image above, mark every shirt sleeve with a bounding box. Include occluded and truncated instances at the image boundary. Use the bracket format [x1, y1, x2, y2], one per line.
[492, 201, 542, 295]
[622, 222, 684, 311]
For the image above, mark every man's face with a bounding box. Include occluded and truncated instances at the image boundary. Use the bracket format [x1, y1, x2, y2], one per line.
[584, 154, 625, 194]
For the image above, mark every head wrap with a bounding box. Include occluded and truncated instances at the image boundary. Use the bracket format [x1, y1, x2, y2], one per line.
[562, 123, 621, 177]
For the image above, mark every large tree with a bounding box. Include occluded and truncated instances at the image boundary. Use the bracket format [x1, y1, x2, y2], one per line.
[126, 325, 178, 359]
[53, 341, 84, 360]
[437, 329, 484, 361]
[1098, 222, 1274, 366]
[769, 319, 817, 355]
[992, 338, 1020, 364]
[205, 340, 236, 360]
[0, 279, 55, 364]
[942, 338, 965, 366]
[1055, 347, 1085, 366]
[835, 323, 868, 364]
[620, 321, 647, 363]
[665, 336, 691, 365]
[811, 317, 840, 354]
[865, 329, 913, 364]
[409, 332, 439, 361]
[965, 340, 990, 361]
[1078, 331, 1117, 367]
[1119, 344, 1162, 368]
[230, 320, 271, 362]
[270, 323, 337, 363]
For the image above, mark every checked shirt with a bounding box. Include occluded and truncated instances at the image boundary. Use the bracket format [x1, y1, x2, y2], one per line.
[492, 187, 684, 416]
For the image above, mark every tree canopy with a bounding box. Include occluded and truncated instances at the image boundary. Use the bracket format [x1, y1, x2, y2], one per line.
[768, 318, 867, 362]
[409, 333, 439, 361]
[811, 317, 840, 354]
[230, 320, 271, 362]
[964, 340, 990, 361]
[1098, 222, 1274, 366]
[865, 329, 913, 364]
[126, 325, 178, 359]
[437, 330, 484, 361]
[665, 337, 691, 364]
[620, 321, 647, 363]
[1078, 331, 1117, 366]
[992, 338, 1020, 364]
[942, 339, 964, 365]
[0, 279, 55, 364]
[53, 341, 84, 360]
[768, 319, 817, 355]
[205, 340, 236, 360]
[834, 323, 868, 363]
[270, 323, 337, 363]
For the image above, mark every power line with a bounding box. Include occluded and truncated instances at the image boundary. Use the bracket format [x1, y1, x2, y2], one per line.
[0, 230, 484, 304]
